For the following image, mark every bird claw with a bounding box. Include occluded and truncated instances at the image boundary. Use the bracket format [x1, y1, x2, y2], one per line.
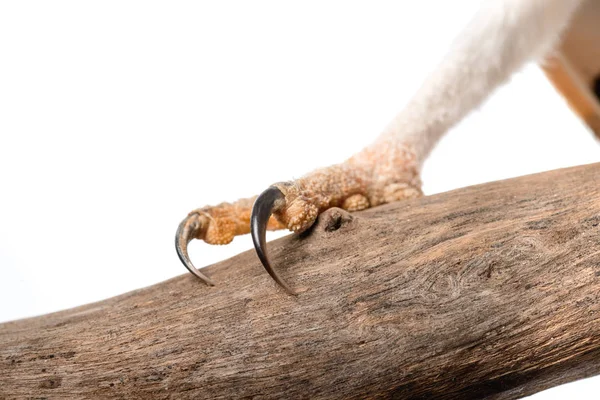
[250, 186, 296, 295]
[174, 186, 296, 294]
[175, 213, 216, 286]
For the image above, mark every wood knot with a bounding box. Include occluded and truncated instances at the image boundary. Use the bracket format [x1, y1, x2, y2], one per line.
[316, 207, 355, 233]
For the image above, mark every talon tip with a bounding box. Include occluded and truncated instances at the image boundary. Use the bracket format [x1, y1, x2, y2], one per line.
[251, 186, 296, 295]
[175, 215, 216, 286]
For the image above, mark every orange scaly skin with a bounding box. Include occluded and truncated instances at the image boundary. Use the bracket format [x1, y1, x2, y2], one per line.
[185, 197, 284, 245]
[186, 141, 422, 245]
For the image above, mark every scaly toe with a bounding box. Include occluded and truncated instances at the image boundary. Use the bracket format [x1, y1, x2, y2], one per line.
[342, 194, 370, 212]
[383, 182, 423, 203]
[204, 217, 237, 245]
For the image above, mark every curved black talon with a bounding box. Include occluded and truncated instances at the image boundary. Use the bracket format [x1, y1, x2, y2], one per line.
[175, 215, 216, 286]
[251, 186, 295, 295]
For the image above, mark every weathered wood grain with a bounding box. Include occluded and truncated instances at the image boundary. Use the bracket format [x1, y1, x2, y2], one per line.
[2, 163, 600, 399]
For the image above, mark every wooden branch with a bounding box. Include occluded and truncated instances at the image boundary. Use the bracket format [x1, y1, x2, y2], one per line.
[3, 163, 600, 399]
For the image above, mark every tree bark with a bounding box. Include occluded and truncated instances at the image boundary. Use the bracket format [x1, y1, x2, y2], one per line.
[2, 163, 600, 399]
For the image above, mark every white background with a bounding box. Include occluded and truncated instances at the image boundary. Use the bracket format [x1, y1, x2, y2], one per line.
[1, 1, 599, 398]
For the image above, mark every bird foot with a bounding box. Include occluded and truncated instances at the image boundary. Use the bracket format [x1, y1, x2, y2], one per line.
[176, 142, 422, 293]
